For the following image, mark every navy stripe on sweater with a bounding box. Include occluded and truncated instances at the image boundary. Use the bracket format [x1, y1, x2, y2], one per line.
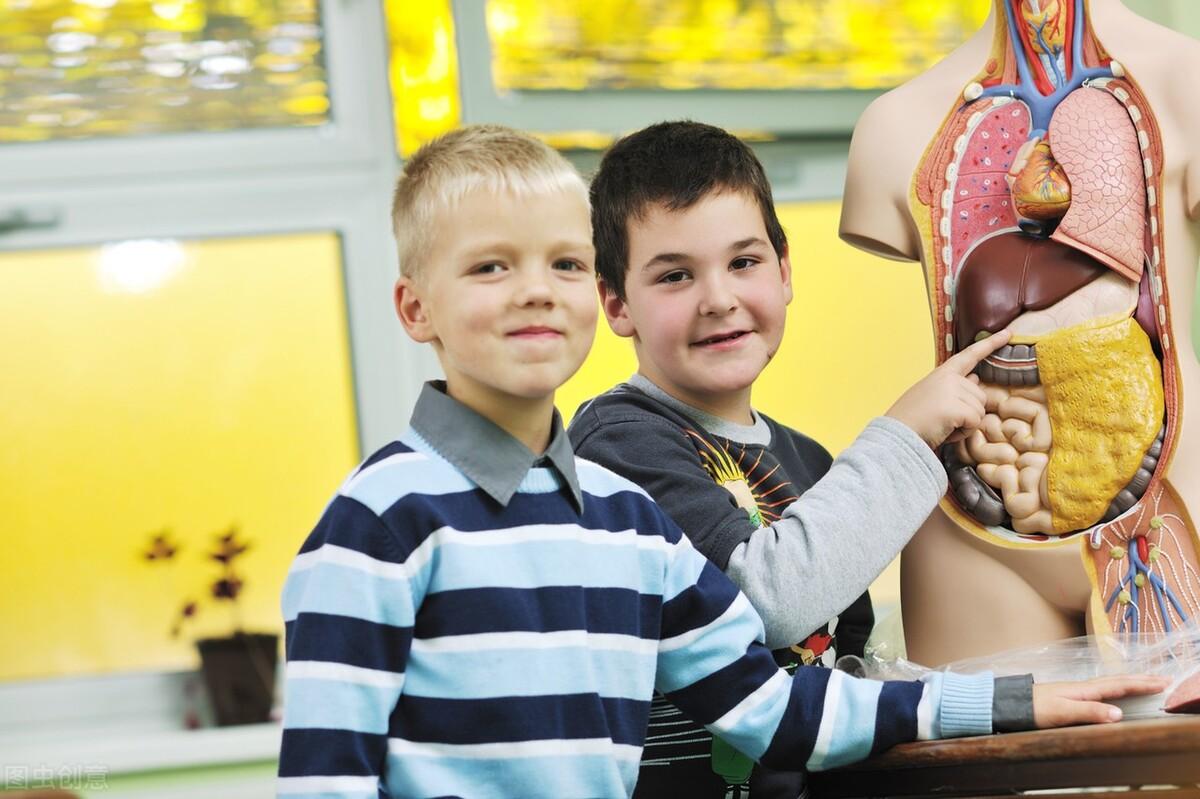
[373, 487, 677, 539]
[870, 680, 923, 756]
[357, 440, 416, 471]
[415, 586, 662, 639]
[279, 727, 388, 776]
[666, 641, 779, 724]
[660, 558, 744, 640]
[759, 666, 832, 769]
[391, 694, 651, 746]
[285, 614, 412, 673]
[298, 494, 405, 560]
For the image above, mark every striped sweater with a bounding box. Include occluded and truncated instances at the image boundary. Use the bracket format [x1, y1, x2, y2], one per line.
[278, 426, 994, 799]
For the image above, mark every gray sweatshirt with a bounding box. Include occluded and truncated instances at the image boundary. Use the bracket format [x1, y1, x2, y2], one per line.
[568, 374, 948, 650]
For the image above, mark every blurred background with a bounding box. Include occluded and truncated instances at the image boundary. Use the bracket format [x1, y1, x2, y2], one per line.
[2, 0, 1198, 795]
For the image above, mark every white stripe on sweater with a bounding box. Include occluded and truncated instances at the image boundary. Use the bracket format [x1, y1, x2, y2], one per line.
[411, 629, 658, 656]
[291, 524, 677, 581]
[658, 592, 753, 653]
[808, 668, 845, 767]
[433, 523, 676, 554]
[388, 736, 643, 761]
[287, 660, 406, 689]
[339, 451, 429, 494]
[288, 542, 413, 580]
[711, 668, 789, 732]
[277, 775, 378, 794]
[917, 683, 935, 740]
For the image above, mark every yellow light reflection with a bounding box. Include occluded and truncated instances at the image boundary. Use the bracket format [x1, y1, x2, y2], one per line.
[487, 0, 990, 91]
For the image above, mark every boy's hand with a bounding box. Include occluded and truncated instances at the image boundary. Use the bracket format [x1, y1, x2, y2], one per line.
[1032, 674, 1172, 728]
[885, 330, 1012, 449]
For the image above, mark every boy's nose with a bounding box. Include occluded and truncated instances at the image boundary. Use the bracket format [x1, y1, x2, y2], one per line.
[697, 275, 737, 316]
[514, 271, 555, 307]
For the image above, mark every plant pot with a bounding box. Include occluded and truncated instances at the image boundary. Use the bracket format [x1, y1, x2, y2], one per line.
[196, 632, 278, 726]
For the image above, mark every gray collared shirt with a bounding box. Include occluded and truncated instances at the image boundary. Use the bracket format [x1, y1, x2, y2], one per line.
[409, 381, 583, 512]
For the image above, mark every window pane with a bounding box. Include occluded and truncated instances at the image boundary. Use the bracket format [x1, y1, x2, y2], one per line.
[0, 0, 329, 144]
[0, 232, 358, 680]
[487, 0, 989, 91]
[383, 0, 460, 156]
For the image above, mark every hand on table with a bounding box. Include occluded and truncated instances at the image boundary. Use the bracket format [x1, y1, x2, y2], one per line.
[1033, 674, 1172, 728]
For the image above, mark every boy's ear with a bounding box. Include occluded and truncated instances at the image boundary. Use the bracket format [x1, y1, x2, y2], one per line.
[599, 279, 636, 338]
[779, 244, 794, 305]
[394, 276, 436, 343]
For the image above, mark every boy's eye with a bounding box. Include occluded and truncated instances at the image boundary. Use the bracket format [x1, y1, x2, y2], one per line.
[658, 270, 690, 284]
[730, 257, 758, 271]
[552, 259, 586, 272]
[473, 262, 504, 274]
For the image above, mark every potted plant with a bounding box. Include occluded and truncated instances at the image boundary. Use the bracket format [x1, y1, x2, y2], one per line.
[143, 525, 278, 726]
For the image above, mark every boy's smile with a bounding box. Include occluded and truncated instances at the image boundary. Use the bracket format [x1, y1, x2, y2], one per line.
[692, 329, 753, 350]
[603, 190, 792, 423]
[395, 185, 597, 439]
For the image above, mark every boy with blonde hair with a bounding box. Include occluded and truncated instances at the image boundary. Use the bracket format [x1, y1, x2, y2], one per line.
[277, 124, 1165, 799]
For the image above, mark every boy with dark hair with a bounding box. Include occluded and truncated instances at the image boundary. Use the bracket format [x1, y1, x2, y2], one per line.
[570, 120, 1022, 797]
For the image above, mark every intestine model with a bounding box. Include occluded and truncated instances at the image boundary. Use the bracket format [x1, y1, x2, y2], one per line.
[840, 0, 1200, 664]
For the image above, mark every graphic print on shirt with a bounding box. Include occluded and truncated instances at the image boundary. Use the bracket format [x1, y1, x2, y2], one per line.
[685, 429, 838, 669]
[687, 430, 790, 527]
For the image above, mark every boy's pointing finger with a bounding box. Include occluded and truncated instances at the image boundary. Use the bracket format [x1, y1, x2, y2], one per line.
[943, 329, 1013, 376]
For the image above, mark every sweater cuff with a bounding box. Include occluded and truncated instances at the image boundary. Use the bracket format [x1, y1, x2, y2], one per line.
[992, 674, 1036, 732]
[864, 416, 949, 496]
[939, 671, 995, 738]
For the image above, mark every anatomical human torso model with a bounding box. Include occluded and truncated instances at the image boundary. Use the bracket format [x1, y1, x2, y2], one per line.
[841, 0, 1200, 665]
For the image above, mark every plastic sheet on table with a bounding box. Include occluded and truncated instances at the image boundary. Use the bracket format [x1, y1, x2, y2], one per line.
[838, 622, 1200, 718]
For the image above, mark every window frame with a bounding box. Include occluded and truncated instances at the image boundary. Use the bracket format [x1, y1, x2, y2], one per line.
[0, 0, 389, 187]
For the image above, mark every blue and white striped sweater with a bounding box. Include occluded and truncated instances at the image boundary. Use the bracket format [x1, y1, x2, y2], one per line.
[278, 429, 993, 799]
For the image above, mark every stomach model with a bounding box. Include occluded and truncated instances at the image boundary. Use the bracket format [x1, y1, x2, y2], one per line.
[911, 0, 1200, 636]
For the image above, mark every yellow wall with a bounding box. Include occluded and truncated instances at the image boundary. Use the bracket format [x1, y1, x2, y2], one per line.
[0, 233, 359, 680]
[2, 207, 926, 682]
[557, 201, 935, 606]
[3, 203, 1190, 680]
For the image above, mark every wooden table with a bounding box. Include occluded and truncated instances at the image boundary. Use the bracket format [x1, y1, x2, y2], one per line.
[809, 715, 1200, 798]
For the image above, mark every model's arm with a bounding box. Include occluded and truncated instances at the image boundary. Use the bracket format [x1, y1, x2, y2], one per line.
[1184, 53, 1200, 222]
[1187, 161, 1200, 221]
[574, 414, 945, 650]
[1186, 131, 1200, 222]
[277, 495, 418, 798]
[839, 94, 923, 261]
